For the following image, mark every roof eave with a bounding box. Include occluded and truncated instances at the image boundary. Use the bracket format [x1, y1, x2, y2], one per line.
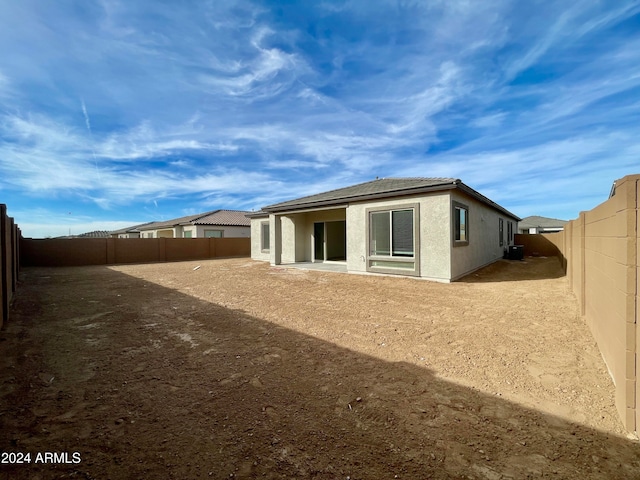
[455, 183, 521, 221]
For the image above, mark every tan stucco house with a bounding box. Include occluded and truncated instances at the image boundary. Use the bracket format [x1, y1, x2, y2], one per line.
[138, 210, 250, 239]
[248, 178, 521, 282]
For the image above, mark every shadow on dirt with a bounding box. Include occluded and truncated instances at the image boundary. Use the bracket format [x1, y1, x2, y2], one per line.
[459, 257, 566, 283]
[0, 264, 637, 479]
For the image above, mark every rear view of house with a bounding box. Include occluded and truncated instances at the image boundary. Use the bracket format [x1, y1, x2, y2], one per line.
[248, 178, 520, 282]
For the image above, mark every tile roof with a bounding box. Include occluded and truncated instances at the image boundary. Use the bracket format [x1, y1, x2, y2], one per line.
[261, 177, 520, 220]
[109, 222, 156, 235]
[518, 216, 567, 229]
[195, 210, 251, 226]
[55, 230, 110, 238]
[263, 178, 459, 211]
[139, 210, 251, 230]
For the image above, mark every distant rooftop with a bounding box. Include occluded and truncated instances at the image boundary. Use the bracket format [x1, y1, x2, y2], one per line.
[138, 210, 251, 230]
[519, 216, 568, 229]
[109, 222, 155, 235]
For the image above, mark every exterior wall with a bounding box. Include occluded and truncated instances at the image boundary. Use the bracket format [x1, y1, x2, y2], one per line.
[263, 191, 516, 282]
[140, 225, 249, 239]
[156, 228, 176, 238]
[548, 174, 639, 434]
[194, 225, 250, 238]
[250, 218, 270, 262]
[449, 191, 517, 281]
[182, 226, 197, 238]
[279, 215, 297, 264]
[346, 193, 452, 281]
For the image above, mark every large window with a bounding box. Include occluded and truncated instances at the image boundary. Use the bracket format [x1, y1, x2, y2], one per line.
[204, 230, 223, 238]
[367, 205, 419, 275]
[507, 221, 513, 243]
[453, 202, 469, 246]
[261, 222, 270, 252]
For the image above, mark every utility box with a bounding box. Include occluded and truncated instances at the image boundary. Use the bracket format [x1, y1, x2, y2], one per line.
[508, 245, 524, 260]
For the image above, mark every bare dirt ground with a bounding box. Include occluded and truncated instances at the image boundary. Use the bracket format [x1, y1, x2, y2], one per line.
[1, 256, 639, 479]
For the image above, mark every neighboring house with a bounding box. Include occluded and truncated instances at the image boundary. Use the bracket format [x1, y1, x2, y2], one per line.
[109, 222, 155, 238]
[248, 177, 521, 282]
[137, 210, 251, 239]
[518, 216, 567, 234]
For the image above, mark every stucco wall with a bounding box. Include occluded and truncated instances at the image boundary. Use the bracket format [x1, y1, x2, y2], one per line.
[250, 218, 270, 262]
[279, 216, 297, 264]
[194, 225, 250, 238]
[346, 193, 451, 281]
[449, 191, 516, 281]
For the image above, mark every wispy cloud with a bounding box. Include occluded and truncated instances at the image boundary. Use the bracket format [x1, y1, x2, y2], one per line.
[0, 0, 639, 236]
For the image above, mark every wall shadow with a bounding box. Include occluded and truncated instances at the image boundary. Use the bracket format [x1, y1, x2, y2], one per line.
[458, 256, 565, 283]
[1, 265, 638, 479]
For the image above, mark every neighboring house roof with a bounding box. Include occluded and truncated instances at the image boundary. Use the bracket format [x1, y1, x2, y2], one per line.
[78, 230, 110, 238]
[518, 216, 567, 229]
[262, 177, 520, 220]
[245, 210, 269, 219]
[56, 230, 110, 239]
[138, 210, 251, 230]
[109, 222, 156, 235]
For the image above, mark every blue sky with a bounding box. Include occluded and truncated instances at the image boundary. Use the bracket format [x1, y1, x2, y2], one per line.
[1, 1, 639, 237]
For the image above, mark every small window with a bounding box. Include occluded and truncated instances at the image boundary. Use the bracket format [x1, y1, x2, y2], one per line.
[499, 218, 504, 247]
[205, 230, 223, 238]
[261, 222, 270, 252]
[183, 231, 192, 238]
[507, 221, 513, 244]
[453, 202, 469, 246]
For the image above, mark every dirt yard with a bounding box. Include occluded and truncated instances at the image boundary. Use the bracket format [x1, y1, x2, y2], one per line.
[1, 256, 639, 479]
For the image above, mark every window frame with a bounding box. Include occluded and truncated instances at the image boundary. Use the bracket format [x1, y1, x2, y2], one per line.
[366, 203, 420, 276]
[452, 201, 469, 247]
[204, 229, 224, 238]
[499, 218, 504, 247]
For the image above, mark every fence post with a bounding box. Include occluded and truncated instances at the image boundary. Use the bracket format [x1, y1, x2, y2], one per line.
[579, 211, 586, 316]
[0, 204, 8, 328]
[10, 217, 16, 295]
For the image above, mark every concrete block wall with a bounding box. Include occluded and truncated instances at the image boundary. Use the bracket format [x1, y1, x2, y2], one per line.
[548, 174, 638, 433]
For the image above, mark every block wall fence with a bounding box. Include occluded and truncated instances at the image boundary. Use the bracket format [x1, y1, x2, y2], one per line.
[528, 174, 638, 434]
[20, 237, 250, 267]
[0, 204, 21, 329]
